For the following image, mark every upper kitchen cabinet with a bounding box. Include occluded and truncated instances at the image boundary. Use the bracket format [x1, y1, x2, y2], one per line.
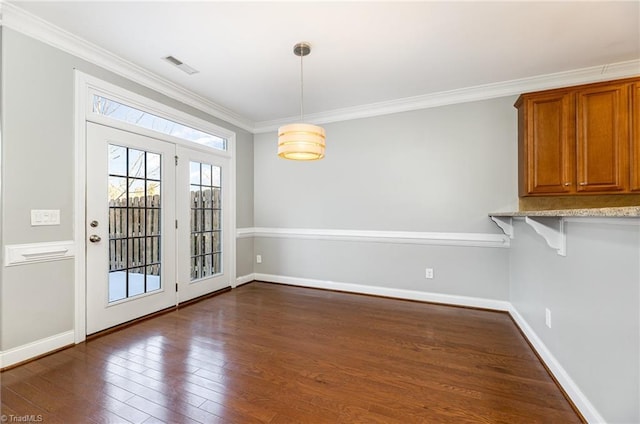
[575, 82, 628, 193]
[631, 82, 640, 192]
[516, 77, 639, 197]
[516, 90, 574, 196]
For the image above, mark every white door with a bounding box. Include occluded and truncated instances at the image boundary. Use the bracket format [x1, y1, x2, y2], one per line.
[86, 123, 176, 334]
[176, 146, 232, 302]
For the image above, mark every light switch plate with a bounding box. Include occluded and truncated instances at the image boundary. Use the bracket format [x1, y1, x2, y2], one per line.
[31, 209, 61, 226]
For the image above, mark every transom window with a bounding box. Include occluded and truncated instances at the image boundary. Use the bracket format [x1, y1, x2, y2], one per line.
[93, 95, 227, 151]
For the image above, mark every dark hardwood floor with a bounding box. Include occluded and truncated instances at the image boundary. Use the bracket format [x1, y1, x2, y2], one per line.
[1, 282, 583, 423]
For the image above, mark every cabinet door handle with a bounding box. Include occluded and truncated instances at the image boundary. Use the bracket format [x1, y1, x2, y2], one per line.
[564, 182, 571, 186]
[579, 182, 587, 186]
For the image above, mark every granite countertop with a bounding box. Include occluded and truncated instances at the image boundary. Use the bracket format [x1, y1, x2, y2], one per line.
[490, 206, 640, 218]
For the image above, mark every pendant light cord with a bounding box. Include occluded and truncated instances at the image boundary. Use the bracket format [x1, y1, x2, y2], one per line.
[300, 51, 305, 122]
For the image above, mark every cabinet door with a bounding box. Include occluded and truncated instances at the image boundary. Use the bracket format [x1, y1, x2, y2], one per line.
[631, 82, 640, 192]
[519, 92, 574, 195]
[576, 83, 629, 192]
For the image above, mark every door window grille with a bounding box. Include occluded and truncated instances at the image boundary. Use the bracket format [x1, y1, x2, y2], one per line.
[190, 161, 222, 280]
[108, 144, 162, 302]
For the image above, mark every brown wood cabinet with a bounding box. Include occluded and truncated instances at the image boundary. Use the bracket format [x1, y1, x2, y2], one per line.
[517, 91, 574, 195]
[631, 82, 640, 192]
[517, 76, 639, 197]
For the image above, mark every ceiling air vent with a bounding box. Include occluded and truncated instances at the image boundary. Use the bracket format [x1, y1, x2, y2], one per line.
[163, 55, 199, 75]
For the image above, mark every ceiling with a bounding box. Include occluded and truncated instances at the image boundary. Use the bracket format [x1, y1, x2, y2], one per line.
[8, 1, 640, 129]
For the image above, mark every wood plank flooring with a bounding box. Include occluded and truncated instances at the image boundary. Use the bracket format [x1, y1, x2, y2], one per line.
[1, 282, 583, 423]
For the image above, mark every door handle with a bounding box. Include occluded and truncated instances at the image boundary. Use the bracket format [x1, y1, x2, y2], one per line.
[89, 235, 102, 243]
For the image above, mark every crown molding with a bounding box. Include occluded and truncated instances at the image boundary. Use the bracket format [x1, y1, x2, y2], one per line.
[254, 59, 640, 133]
[0, 1, 254, 133]
[2, 2, 638, 135]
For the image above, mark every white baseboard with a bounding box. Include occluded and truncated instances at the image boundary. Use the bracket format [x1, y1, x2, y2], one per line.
[508, 307, 605, 424]
[236, 273, 256, 286]
[0, 330, 75, 369]
[253, 273, 511, 311]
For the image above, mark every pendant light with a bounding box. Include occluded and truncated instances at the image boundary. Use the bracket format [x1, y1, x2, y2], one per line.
[278, 42, 326, 161]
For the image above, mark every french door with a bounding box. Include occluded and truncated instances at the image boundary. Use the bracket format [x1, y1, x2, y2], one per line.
[86, 123, 176, 334]
[176, 146, 231, 302]
[85, 123, 231, 334]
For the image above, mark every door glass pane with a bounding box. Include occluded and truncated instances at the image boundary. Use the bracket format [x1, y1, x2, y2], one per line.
[108, 177, 127, 206]
[201, 164, 212, 186]
[128, 149, 145, 178]
[212, 166, 221, 187]
[147, 181, 161, 207]
[147, 265, 161, 292]
[190, 160, 222, 281]
[146, 210, 161, 236]
[108, 145, 127, 176]
[108, 144, 163, 303]
[147, 153, 161, 180]
[128, 268, 145, 297]
[108, 272, 126, 302]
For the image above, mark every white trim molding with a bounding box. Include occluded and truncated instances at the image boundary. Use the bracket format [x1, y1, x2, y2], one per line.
[236, 228, 254, 239]
[237, 227, 510, 248]
[509, 307, 606, 424]
[0, 331, 75, 369]
[254, 59, 640, 132]
[0, 2, 253, 132]
[5, 240, 75, 267]
[254, 273, 511, 311]
[236, 273, 256, 286]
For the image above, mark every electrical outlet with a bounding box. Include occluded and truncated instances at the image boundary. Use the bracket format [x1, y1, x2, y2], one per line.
[545, 308, 552, 328]
[425, 268, 434, 279]
[256, 254, 262, 264]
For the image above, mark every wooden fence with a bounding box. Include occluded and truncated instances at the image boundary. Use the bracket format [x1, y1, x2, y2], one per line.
[108, 189, 221, 279]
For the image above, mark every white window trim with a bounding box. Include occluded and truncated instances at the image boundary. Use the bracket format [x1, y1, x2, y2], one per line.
[85, 78, 235, 156]
[74, 71, 237, 343]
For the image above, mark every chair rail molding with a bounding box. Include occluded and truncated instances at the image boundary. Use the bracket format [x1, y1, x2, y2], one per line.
[237, 227, 510, 248]
[5, 240, 75, 267]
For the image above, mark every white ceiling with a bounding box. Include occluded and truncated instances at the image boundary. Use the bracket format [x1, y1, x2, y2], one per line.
[8, 1, 640, 128]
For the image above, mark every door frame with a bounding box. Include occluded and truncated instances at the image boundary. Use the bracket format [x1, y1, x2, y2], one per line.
[74, 71, 237, 343]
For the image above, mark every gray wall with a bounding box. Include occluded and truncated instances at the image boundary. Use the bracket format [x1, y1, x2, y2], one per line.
[253, 98, 518, 300]
[0, 28, 254, 351]
[510, 219, 640, 424]
[255, 100, 518, 233]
